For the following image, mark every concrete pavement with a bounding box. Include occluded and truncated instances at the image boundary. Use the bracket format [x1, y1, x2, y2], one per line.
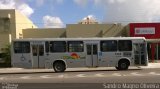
[0, 63, 160, 74]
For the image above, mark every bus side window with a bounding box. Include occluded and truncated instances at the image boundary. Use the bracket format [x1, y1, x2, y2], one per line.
[32, 45, 37, 56]
[68, 41, 84, 52]
[87, 45, 91, 55]
[50, 41, 66, 52]
[45, 42, 49, 53]
[100, 40, 117, 52]
[118, 40, 132, 51]
[14, 42, 30, 53]
[39, 45, 44, 56]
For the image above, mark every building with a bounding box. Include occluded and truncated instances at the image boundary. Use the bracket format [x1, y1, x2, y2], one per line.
[23, 23, 125, 38]
[78, 16, 98, 24]
[1, 9, 160, 63]
[129, 23, 160, 62]
[66, 23, 125, 38]
[0, 9, 126, 59]
[23, 16, 125, 38]
[0, 10, 125, 53]
[0, 9, 37, 54]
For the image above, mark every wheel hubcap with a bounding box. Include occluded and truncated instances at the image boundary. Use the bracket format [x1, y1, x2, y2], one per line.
[56, 65, 61, 70]
[121, 63, 126, 69]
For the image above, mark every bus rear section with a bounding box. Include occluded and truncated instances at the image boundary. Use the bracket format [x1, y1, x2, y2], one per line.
[99, 39, 148, 70]
[132, 39, 148, 66]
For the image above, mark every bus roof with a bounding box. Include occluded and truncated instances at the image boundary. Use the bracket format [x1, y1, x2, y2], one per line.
[13, 37, 146, 41]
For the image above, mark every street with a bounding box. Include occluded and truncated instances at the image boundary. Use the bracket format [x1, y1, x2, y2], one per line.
[0, 68, 160, 83]
[0, 68, 160, 89]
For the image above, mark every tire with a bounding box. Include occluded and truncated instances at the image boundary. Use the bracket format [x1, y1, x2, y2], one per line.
[53, 62, 66, 72]
[115, 66, 120, 70]
[117, 60, 129, 70]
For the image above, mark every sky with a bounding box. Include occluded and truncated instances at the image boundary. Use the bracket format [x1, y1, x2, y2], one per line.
[1, 0, 160, 28]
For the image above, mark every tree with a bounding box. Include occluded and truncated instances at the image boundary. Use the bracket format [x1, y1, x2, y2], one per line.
[1, 44, 11, 67]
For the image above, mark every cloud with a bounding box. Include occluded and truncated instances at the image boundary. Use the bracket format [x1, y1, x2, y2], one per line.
[35, 0, 63, 7]
[17, 3, 34, 17]
[93, 0, 160, 23]
[74, 0, 160, 23]
[43, 15, 64, 28]
[0, 0, 34, 17]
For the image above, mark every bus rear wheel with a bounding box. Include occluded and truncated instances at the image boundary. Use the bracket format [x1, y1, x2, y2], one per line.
[116, 60, 129, 70]
[53, 61, 66, 72]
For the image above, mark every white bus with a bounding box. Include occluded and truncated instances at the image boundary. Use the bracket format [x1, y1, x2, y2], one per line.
[11, 37, 148, 72]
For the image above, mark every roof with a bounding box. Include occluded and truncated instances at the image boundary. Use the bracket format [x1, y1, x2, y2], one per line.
[13, 37, 146, 41]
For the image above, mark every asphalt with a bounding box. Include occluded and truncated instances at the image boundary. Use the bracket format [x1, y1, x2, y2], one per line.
[0, 63, 160, 74]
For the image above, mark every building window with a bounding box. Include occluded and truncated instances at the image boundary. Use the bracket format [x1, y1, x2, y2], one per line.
[0, 18, 10, 31]
[101, 40, 117, 52]
[118, 40, 132, 51]
[68, 41, 84, 52]
[50, 41, 66, 52]
[4, 18, 10, 31]
[14, 42, 30, 53]
[0, 19, 3, 26]
[0, 19, 4, 30]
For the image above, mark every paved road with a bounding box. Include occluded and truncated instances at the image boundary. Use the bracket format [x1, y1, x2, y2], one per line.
[0, 68, 160, 83]
[0, 68, 160, 89]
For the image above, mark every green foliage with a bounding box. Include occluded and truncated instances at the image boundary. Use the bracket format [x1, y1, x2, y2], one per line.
[1, 44, 11, 67]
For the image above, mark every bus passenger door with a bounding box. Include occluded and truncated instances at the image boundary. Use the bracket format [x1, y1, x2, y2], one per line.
[31, 42, 45, 68]
[134, 43, 147, 66]
[86, 44, 98, 67]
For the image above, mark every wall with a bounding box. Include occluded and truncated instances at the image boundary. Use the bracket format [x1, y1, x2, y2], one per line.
[0, 9, 16, 53]
[23, 24, 125, 38]
[0, 9, 36, 53]
[15, 10, 37, 39]
[0, 33, 10, 51]
[102, 23, 125, 37]
[66, 24, 125, 38]
[122, 24, 130, 37]
[23, 28, 66, 38]
[130, 23, 160, 39]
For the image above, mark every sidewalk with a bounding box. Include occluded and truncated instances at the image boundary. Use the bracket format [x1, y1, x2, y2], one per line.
[0, 68, 54, 74]
[0, 63, 160, 74]
[140, 63, 160, 69]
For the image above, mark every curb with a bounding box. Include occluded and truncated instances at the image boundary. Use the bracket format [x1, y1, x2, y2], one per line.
[0, 67, 142, 75]
[0, 71, 54, 75]
[0, 64, 160, 74]
[0, 69, 54, 75]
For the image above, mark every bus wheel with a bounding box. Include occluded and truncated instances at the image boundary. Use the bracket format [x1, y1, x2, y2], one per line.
[53, 61, 66, 72]
[115, 67, 120, 70]
[117, 60, 129, 70]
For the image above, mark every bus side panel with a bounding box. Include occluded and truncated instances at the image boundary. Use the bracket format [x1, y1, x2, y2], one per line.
[99, 52, 120, 67]
[47, 53, 86, 68]
[12, 53, 32, 68]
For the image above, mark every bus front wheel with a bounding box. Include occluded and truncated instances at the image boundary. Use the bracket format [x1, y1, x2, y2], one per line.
[53, 61, 66, 72]
[116, 60, 129, 70]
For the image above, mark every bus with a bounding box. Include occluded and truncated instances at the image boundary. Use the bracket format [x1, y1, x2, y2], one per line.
[11, 37, 148, 72]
